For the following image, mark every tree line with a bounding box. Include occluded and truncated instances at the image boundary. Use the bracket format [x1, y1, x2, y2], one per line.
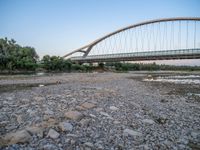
[0, 37, 94, 72]
[0, 37, 199, 73]
[105, 62, 200, 71]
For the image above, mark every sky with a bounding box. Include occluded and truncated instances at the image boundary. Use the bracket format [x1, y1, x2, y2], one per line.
[0, 0, 200, 65]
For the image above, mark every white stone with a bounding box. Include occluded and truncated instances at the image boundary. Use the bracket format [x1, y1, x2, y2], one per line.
[47, 129, 60, 139]
[113, 120, 120, 124]
[142, 119, 155, 124]
[89, 114, 96, 118]
[123, 129, 142, 137]
[100, 112, 110, 117]
[109, 106, 119, 111]
[59, 122, 73, 132]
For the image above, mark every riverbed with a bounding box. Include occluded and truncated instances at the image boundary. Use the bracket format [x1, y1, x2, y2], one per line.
[0, 72, 200, 149]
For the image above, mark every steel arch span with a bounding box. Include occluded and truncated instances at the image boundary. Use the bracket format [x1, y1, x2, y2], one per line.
[63, 17, 200, 63]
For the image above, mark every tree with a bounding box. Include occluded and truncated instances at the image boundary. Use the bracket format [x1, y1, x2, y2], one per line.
[41, 55, 72, 71]
[0, 37, 39, 71]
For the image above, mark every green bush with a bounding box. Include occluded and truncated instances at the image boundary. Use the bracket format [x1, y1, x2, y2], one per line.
[41, 55, 72, 71]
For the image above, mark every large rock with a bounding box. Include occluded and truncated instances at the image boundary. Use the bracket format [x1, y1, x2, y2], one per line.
[1, 130, 32, 145]
[123, 129, 142, 137]
[59, 122, 73, 132]
[65, 111, 84, 121]
[47, 128, 60, 139]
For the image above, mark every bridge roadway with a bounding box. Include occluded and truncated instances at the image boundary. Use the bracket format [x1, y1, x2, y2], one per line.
[70, 49, 200, 63]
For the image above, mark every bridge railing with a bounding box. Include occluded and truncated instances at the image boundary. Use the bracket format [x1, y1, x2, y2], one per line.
[70, 49, 200, 61]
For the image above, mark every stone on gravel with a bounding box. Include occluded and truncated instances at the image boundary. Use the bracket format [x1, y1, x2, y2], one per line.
[75, 105, 85, 111]
[100, 112, 110, 117]
[160, 99, 169, 103]
[142, 119, 155, 124]
[16, 115, 23, 124]
[80, 118, 91, 126]
[156, 116, 168, 124]
[84, 142, 94, 149]
[113, 120, 120, 124]
[41, 144, 59, 150]
[44, 109, 54, 115]
[100, 112, 113, 119]
[2, 130, 32, 145]
[123, 129, 142, 137]
[26, 126, 44, 137]
[47, 129, 60, 139]
[59, 122, 73, 132]
[81, 102, 96, 109]
[65, 111, 84, 121]
[89, 114, 96, 118]
[109, 106, 119, 111]
[95, 107, 103, 112]
[66, 134, 78, 138]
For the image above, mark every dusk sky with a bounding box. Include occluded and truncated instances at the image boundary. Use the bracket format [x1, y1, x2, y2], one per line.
[1, 0, 200, 65]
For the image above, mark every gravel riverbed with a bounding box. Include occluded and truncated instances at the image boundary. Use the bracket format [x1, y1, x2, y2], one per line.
[0, 72, 200, 150]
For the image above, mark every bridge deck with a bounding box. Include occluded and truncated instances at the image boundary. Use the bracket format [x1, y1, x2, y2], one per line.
[70, 49, 200, 63]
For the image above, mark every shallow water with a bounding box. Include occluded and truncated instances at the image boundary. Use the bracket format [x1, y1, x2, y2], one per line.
[143, 74, 200, 84]
[0, 82, 58, 93]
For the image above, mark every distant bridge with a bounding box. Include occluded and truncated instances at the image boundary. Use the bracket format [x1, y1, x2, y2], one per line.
[64, 17, 200, 63]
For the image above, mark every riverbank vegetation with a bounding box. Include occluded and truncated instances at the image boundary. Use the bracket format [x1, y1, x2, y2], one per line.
[1, 37, 200, 74]
[0, 38, 39, 71]
[105, 62, 200, 71]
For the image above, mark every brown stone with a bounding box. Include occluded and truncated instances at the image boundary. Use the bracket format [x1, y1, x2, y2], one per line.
[65, 111, 84, 121]
[75, 105, 85, 111]
[26, 126, 43, 137]
[81, 102, 96, 109]
[1, 130, 32, 146]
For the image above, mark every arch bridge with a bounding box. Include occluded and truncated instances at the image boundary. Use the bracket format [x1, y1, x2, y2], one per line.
[63, 17, 200, 63]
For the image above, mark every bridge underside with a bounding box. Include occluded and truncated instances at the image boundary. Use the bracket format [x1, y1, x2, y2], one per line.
[70, 49, 200, 63]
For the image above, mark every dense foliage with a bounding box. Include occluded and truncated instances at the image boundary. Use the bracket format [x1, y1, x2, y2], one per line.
[41, 56, 96, 72]
[41, 55, 72, 71]
[0, 38, 39, 71]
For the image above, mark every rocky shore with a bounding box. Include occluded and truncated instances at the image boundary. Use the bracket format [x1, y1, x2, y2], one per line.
[0, 72, 200, 150]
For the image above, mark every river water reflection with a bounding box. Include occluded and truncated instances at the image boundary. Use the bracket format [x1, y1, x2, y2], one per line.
[143, 75, 200, 84]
